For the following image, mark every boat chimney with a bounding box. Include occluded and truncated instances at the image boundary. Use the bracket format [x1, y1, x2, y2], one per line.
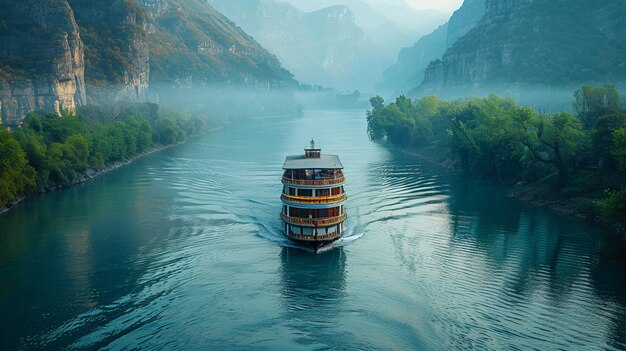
[304, 138, 321, 158]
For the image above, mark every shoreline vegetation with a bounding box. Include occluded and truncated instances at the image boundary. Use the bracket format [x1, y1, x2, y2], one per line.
[0, 102, 219, 215]
[366, 84, 626, 233]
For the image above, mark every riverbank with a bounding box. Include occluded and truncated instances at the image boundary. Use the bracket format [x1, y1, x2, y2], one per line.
[0, 127, 222, 216]
[396, 143, 620, 226]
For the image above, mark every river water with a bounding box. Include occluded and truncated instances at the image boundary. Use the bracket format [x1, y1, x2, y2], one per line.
[1, 110, 625, 350]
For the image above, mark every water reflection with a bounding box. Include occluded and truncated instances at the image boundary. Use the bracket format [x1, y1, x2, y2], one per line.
[0, 159, 176, 349]
[590, 237, 626, 349]
[280, 247, 347, 309]
[279, 247, 347, 345]
[370, 150, 626, 349]
[446, 177, 599, 299]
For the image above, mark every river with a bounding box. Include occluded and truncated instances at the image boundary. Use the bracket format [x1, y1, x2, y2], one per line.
[1, 109, 625, 350]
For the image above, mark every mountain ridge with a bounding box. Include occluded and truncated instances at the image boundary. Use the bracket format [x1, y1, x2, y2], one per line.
[418, 0, 626, 96]
[0, 0, 296, 125]
[381, 0, 485, 92]
[208, 0, 388, 91]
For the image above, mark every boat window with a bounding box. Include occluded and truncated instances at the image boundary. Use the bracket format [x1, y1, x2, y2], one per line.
[331, 187, 341, 195]
[317, 188, 330, 197]
[298, 189, 313, 197]
[289, 187, 296, 196]
[328, 207, 339, 217]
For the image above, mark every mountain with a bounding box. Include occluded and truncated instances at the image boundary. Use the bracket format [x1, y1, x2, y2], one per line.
[0, 0, 296, 125]
[419, 0, 626, 96]
[208, 0, 388, 91]
[279, 0, 447, 69]
[381, 24, 449, 92]
[445, 0, 486, 47]
[0, 0, 86, 126]
[381, 0, 485, 91]
[281, 0, 447, 35]
[141, 0, 294, 88]
[68, 0, 149, 103]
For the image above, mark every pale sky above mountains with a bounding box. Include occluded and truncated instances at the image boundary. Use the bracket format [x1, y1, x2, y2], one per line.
[405, 0, 464, 13]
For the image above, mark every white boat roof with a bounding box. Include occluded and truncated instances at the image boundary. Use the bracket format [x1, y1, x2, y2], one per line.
[283, 154, 344, 169]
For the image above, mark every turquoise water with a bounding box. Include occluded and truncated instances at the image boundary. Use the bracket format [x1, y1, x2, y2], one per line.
[1, 110, 625, 350]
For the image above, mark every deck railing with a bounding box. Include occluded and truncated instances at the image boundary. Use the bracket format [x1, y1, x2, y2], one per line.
[288, 232, 342, 241]
[281, 193, 347, 204]
[282, 176, 345, 186]
[281, 213, 347, 227]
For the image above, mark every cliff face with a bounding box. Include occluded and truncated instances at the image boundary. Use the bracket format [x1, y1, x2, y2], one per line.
[420, 0, 626, 94]
[446, 0, 487, 47]
[68, 0, 150, 103]
[381, 0, 485, 91]
[1, 0, 296, 124]
[0, 0, 86, 126]
[208, 0, 387, 91]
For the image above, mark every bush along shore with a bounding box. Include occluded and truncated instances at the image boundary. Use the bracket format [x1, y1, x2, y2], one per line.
[366, 84, 626, 233]
[0, 102, 217, 214]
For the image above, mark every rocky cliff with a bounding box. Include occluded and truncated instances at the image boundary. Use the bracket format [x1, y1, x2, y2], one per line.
[208, 0, 387, 91]
[381, 0, 485, 91]
[0, 0, 86, 126]
[420, 0, 626, 95]
[1, 0, 296, 124]
[68, 0, 150, 104]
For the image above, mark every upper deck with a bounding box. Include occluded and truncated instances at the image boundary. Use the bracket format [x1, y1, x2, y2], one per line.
[282, 139, 344, 170]
[282, 154, 344, 170]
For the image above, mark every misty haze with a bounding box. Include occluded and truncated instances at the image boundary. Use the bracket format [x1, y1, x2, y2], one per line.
[1, 0, 626, 350]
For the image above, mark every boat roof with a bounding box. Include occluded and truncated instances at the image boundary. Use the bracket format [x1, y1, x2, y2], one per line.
[283, 154, 344, 169]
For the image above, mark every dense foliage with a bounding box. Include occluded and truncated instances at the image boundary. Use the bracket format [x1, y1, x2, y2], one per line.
[0, 103, 210, 208]
[367, 84, 626, 227]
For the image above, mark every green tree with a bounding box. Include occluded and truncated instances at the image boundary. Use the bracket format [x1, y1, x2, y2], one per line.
[591, 112, 626, 169]
[513, 111, 585, 183]
[573, 84, 621, 130]
[0, 129, 36, 206]
[598, 188, 626, 224]
[613, 127, 626, 171]
[13, 128, 50, 188]
[154, 117, 182, 145]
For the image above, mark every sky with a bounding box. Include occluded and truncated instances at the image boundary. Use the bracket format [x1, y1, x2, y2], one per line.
[403, 0, 464, 13]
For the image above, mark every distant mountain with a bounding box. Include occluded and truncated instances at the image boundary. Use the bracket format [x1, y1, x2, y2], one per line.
[381, 0, 485, 91]
[208, 0, 389, 91]
[0, 0, 296, 125]
[281, 0, 447, 34]
[419, 0, 626, 96]
[381, 24, 449, 92]
[280, 0, 447, 66]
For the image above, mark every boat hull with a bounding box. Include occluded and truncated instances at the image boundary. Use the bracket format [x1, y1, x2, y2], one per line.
[283, 222, 345, 251]
[287, 232, 343, 251]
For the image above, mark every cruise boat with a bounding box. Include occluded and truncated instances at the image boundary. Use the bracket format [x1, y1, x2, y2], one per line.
[281, 139, 347, 251]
